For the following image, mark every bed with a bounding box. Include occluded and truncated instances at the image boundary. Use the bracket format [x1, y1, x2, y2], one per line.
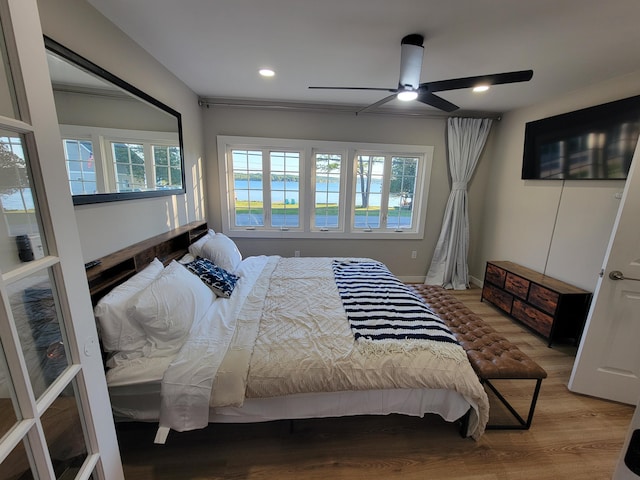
[88, 223, 489, 443]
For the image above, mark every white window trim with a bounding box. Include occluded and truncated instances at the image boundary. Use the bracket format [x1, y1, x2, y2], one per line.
[217, 136, 433, 240]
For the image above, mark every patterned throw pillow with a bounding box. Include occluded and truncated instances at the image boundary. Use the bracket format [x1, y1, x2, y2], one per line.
[185, 257, 239, 298]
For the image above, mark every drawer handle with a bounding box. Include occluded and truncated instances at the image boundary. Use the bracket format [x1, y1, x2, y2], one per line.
[609, 270, 640, 282]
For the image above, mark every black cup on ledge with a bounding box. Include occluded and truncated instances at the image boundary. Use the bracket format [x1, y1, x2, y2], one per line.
[16, 234, 34, 262]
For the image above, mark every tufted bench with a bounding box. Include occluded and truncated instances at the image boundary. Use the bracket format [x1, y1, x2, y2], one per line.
[407, 284, 548, 430]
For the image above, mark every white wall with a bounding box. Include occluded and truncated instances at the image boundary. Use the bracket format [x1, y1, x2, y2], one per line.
[42, 0, 630, 289]
[53, 90, 178, 131]
[37, 0, 206, 262]
[38, 0, 499, 280]
[473, 71, 640, 291]
[203, 106, 496, 280]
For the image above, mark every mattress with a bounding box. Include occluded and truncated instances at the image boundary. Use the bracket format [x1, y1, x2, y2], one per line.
[106, 256, 489, 439]
[110, 381, 471, 425]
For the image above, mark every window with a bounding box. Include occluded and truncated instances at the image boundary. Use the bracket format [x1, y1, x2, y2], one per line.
[354, 155, 384, 230]
[232, 149, 264, 227]
[219, 136, 433, 239]
[63, 138, 96, 195]
[59, 125, 181, 195]
[229, 148, 303, 230]
[0, 134, 39, 238]
[352, 154, 420, 232]
[153, 145, 182, 189]
[112, 142, 146, 192]
[270, 151, 300, 228]
[313, 153, 343, 230]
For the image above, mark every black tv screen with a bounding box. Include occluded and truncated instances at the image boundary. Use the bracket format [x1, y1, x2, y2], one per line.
[522, 95, 640, 180]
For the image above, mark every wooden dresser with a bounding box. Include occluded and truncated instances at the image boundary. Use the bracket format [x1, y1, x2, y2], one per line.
[481, 261, 592, 346]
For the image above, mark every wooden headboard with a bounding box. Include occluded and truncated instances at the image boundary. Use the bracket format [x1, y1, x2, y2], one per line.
[85, 221, 208, 305]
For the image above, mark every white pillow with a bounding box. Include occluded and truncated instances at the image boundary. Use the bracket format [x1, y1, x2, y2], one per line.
[94, 258, 164, 352]
[127, 260, 215, 352]
[188, 229, 216, 257]
[200, 233, 242, 272]
[178, 253, 195, 264]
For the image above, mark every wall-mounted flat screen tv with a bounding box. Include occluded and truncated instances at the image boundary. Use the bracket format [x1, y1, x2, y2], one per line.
[522, 95, 640, 180]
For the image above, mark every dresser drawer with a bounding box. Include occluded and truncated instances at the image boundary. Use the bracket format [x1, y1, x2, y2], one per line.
[482, 283, 513, 313]
[528, 284, 560, 315]
[512, 299, 553, 337]
[485, 263, 506, 287]
[505, 273, 530, 299]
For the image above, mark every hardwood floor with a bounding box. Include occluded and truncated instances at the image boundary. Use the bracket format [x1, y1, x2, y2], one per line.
[116, 287, 634, 479]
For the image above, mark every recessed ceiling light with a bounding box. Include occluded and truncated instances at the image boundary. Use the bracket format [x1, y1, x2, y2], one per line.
[397, 90, 418, 101]
[259, 68, 275, 77]
[473, 85, 490, 93]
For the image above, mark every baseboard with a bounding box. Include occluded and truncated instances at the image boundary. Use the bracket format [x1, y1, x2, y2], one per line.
[469, 275, 483, 288]
[399, 275, 483, 287]
[398, 276, 425, 284]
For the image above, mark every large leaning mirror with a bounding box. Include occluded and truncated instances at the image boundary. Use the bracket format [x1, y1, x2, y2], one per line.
[44, 36, 185, 205]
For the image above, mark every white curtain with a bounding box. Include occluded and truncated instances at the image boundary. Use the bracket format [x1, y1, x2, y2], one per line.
[425, 117, 493, 289]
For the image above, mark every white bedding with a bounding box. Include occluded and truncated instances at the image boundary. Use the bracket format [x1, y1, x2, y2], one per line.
[106, 256, 489, 439]
[110, 384, 472, 425]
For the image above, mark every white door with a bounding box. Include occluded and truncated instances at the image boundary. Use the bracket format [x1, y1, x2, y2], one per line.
[0, 1, 123, 479]
[568, 136, 640, 405]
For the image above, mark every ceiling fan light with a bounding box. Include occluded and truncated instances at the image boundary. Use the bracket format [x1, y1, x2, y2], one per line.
[473, 85, 490, 92]
[397, 90, 418, 101]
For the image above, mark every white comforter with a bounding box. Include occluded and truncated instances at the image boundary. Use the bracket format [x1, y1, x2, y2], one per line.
[107, 256, 490, 439]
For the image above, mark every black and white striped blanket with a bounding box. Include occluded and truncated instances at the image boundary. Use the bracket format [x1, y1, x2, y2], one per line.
[332, 260, 458, 346]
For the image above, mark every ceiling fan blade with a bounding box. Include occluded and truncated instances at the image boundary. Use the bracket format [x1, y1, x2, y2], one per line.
[416, 92, 459, 112]
[422, 70, 534, 92]
[309, 86, 397, 92]
[357, 93, 399, 114]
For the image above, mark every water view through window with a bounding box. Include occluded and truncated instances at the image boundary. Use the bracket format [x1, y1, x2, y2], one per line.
[233, 178, 411, 228]
[225, 139, 429, 235]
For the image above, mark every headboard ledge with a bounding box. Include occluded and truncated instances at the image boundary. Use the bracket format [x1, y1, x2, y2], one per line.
[85, 220, 208, 304]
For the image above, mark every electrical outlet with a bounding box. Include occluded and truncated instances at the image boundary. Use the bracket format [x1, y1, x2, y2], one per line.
[294, 250, 300, 257]
[411, 250, 417, 259]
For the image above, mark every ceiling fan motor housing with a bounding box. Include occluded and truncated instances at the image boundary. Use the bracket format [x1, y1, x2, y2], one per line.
[399, 34, 424, 90]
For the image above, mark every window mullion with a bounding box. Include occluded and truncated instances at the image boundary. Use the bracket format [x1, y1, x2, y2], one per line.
[344, 148, 355, 233]
[263, 149, 272, 227]
[225, 147, 236, 229]
[97, 134, 111, 192]
[145, 144, 155, 189]
[380, 154, 395, 229]
[296, 148, 304, 232]
[306, 147, 316, 232]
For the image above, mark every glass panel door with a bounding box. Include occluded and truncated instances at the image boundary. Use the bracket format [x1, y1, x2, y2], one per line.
[0, 1, 123, 478]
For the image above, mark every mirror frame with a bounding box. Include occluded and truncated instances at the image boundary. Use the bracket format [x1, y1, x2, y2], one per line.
[44, 36, 186, 205]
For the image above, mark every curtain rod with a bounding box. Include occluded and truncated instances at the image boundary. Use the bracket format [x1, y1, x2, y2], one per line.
[197, 98, 502, 120]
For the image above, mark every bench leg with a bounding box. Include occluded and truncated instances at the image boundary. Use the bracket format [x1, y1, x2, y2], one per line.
[483, 378, 543, 430]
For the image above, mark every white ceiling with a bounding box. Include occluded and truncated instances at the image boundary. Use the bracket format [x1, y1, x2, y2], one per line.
[86, 0, 640, 116]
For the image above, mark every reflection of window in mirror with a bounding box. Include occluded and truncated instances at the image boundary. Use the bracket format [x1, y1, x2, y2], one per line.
[60, 126, 181, 195]
[62, 138, 96, 195]
[44, 36, 185, 204]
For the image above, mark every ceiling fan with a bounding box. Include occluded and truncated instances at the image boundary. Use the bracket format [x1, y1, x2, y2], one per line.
[309, 34, 533, 113]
